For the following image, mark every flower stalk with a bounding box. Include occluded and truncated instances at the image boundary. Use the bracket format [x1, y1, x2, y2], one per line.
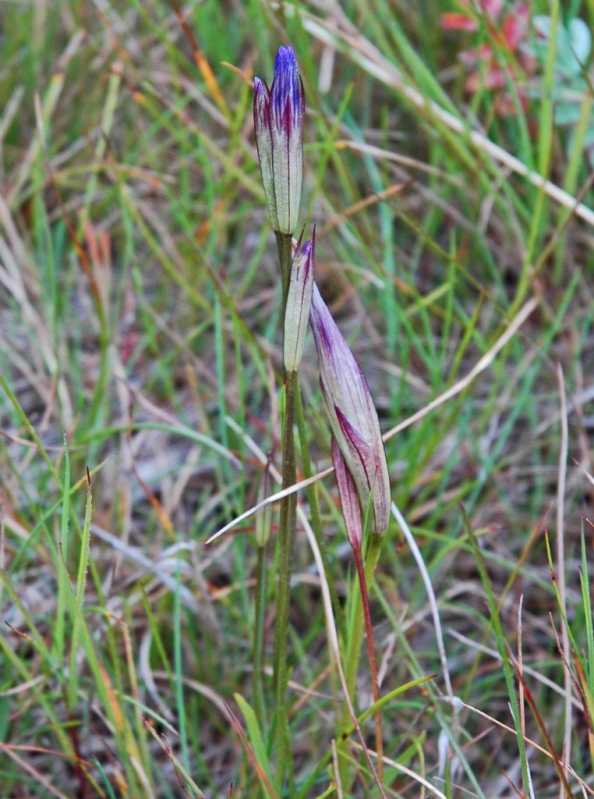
[334, 531, 384, 792]
[333, 439, 385, 781]
[272, 361, 298, 786]
[273, 235, 315, 786]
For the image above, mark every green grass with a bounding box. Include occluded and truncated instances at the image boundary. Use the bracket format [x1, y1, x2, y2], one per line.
[1, 0, 594, 796]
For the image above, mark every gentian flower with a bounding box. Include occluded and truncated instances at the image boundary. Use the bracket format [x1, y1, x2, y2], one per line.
[309, 285, 391, 534]
[284, 233, 314, 373]
[253, 46, 304, 234]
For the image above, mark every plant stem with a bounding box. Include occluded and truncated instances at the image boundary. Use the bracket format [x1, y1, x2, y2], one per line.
[353, 544, 384, 782]
[253, 544, 268, 732]
[338, 533, 384, 791]
[272, 231, 297, 789]
[273, 370, 297, 787]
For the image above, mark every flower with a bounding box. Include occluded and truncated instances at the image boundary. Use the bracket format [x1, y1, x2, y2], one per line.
[309, 285, 391, 534]
[253, 46, 304, 234]
[284, 232, 315, 372]
[332, 436, 363, 549]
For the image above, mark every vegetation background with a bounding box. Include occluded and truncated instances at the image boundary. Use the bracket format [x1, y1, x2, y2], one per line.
[1, 0, 594, 796]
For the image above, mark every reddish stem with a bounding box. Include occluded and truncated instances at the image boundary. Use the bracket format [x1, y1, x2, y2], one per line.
[352, 545, 384, 782]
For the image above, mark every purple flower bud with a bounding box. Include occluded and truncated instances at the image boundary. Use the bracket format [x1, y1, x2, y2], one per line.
[284, 233, 315, 372]
[309, 285, 391, 534]
[332, 436, 363, 550]
[253, 46, 304, 234]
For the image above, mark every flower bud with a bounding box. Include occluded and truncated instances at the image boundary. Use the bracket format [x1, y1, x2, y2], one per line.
[332, 436, 363, 550]
[309, 285, 391, 534]
[253, 46, 304, 234]
[284, 234, 314, 372]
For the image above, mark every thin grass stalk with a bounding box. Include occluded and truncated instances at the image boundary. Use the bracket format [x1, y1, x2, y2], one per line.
[272, 231, 298, 788]
[253, 545, 268, 731]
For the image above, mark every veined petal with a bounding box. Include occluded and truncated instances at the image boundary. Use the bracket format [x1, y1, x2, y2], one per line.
[270, 108, 303, 233]
[335, 405, 391, 534]
[271, 47, 302, 129]
[370, 456, 391, 535]
[269, 47, 304, 233]
[335, 405, 374, 470]
[332, 436, 363, 550]
[253, 78, 279, 231]
[310, 283, 391, 534]
[284, 234, 315, 372]
[310, 285, 375, 438]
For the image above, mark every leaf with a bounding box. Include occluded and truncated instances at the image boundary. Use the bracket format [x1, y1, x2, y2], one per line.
[569, 18, 591, 67]
[530, 15, 590, 79]
[555, 102, 582, 125]
[234, 694, 277, 799]
[440, 13, 477, 31]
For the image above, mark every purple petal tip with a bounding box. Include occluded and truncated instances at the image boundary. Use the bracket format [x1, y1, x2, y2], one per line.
[253, 77, 268, 99]
[274, 46, 298, 74]
[271, 45, 303, 127]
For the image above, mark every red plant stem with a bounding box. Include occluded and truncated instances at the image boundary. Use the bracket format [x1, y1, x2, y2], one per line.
[352, 544, 384, 782]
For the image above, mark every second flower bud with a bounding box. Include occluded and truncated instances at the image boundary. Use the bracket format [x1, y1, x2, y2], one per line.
[283, 234, 315, 373]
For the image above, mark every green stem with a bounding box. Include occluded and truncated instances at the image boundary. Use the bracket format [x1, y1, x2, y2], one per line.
[253, 545, 268, 732]
[338, 533, 383, 791]
[273, 370, 297, 789]
[273, 232, 297, 790]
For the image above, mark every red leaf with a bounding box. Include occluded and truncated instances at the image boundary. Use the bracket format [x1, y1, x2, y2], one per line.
[502, 10, 528, 50]
[441, 12, 478, 31]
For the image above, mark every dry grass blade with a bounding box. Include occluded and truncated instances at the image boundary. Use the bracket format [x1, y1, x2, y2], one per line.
[350, 741, 448, 799]
[391, 502, 453, 700]
[455, 701, 594, 797]
[447, 629, 583, 709]
[512, 663, 576, 799]
[0, 745, 71, 799]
